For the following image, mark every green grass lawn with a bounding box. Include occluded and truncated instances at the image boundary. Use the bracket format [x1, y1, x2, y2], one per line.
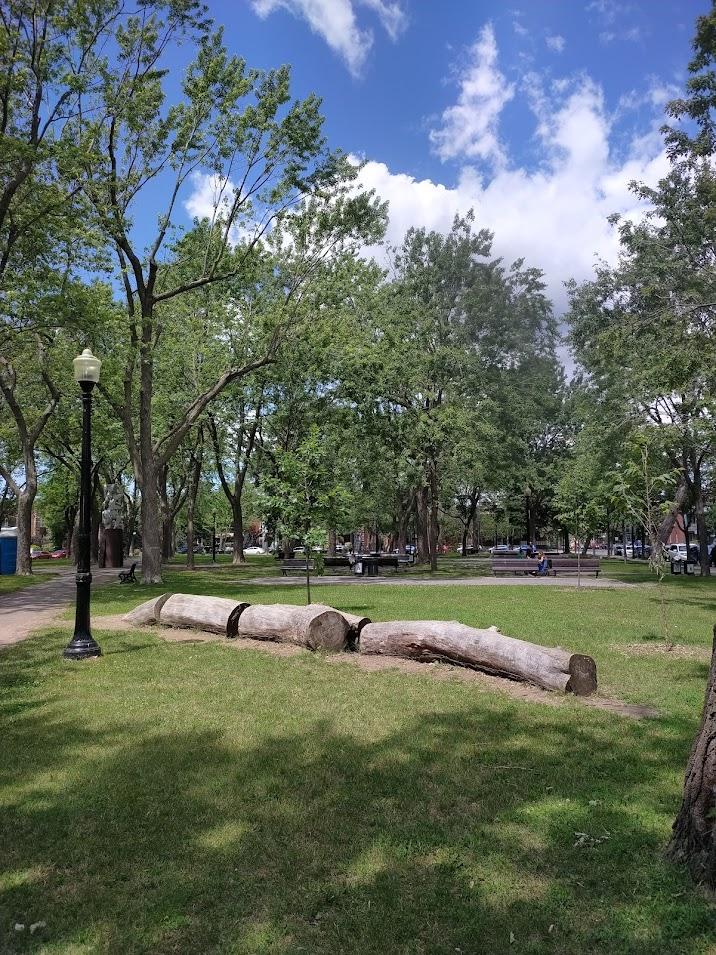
[2, 567, 716, 953]
[0, 573, 56, 595]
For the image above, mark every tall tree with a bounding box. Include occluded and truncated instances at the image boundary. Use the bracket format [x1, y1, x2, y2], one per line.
[70, 6, 384, 581]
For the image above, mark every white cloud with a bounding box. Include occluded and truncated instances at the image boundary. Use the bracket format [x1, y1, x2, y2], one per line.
[429, 24, 514, 167]
[357, 75, 670, 315]
[512, 16, 528, 37]
[183, 172, 262, 245]
[545, 34, 565, 53]
[250, 0, 406, 76]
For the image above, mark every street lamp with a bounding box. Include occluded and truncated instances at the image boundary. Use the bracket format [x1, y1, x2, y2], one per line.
[63, 348, 102, 661]
[212, 509, 217, 563]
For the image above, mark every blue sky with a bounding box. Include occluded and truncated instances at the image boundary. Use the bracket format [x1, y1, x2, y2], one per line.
[180, 0, 708, 310]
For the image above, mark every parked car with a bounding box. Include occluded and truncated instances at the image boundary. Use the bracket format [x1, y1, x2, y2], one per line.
[30, 548, 51, 559]
[50, 549, 68, 559]
[613, 544, 633, 557]
[665, 543, 689, 562]
[244, 546, 264, 556]
[489, 544, 515, 555]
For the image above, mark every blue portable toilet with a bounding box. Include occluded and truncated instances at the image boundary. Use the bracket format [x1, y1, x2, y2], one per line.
[0, 529, 18, 574]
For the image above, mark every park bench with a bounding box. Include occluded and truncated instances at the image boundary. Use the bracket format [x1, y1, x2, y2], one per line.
[118, 562, 137, 583]
[281, 558, 315, 576]
[324, 556, 351, 569]
[491, 556, 601, 577]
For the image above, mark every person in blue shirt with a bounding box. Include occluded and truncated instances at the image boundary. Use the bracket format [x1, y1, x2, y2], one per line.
[531, 551, 549, 576]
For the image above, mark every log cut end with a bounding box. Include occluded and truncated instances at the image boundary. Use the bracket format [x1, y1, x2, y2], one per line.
[122, 593, 173, 626]
[309, 605, 370, 650]
[306, 609, 350, 651]
[567, 654, 598, 696]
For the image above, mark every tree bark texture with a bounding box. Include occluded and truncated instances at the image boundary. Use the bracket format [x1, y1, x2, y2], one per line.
[14, 493, 33, 575]
[238, 603, 349, 650]
[360, 621, 597, 695]
[159, 594, 249, 637]
[667, 625, 716, 885]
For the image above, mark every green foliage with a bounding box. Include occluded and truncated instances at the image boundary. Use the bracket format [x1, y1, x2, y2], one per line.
[260, 424, 351, 550]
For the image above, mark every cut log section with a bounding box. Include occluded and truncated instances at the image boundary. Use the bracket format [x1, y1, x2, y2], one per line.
[360, 621, 597, 695]
[158, 594, 249, 638]
[308, 604, 370, 650]
[122, 593, 173, 626]
[238, 603, 349, 651]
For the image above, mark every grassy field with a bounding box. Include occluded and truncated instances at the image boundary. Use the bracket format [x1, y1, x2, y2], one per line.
[2, 563, 716, 953]
[0, 573, 56, 595]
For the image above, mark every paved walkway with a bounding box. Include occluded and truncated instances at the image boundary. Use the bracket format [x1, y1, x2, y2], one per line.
[0, 567, 126, 648]
[248, 574, 634, 588]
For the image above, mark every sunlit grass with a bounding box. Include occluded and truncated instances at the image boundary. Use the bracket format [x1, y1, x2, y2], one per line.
[2, 564, 716, 952]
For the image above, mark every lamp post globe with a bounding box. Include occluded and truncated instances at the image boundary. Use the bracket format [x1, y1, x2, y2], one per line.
[63, 349, 102, 661]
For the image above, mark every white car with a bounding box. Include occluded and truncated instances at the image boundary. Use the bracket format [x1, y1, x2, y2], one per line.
[244, 546, 265, 556]
[613, 544, 633, 557]
[665, 543, 689, 562]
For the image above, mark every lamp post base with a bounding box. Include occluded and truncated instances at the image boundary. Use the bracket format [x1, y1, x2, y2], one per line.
[63, 634, 102, 660]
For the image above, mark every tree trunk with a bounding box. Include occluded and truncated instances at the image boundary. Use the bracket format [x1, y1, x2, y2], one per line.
[428, 461, 439, 571]
[327, 528, 337, 558]
[693, 462, 710, 576]
[162, 512, 175, 560]
[139, 306, 163, 584]
[141, 479, 163, 582]
[396, 500, 410, 555]
[186, 442, 203, 571]
[461, 524, 469, 558]
[667, 625, 716, 885]
[14, 492, 34, 576]
[232, 498, 245, 565]
[360, 621, 597, 695]
[238, 603, 349, 650]
[416, 486, 430, 563]
[656, 474, 689, 549]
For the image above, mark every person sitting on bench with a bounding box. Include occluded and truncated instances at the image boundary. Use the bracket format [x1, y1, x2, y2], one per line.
[531, 552, 549, 577]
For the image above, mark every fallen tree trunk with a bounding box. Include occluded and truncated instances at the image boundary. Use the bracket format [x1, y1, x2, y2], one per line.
[159, 594, 249, 637]
[360, 621, 597, 695]
[238, 603, 349, 651]
[122, 593, 174, 626]
[309, 604, 370, 650]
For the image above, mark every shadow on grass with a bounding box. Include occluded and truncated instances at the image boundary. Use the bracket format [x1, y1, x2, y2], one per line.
[1, 638, 714, 954]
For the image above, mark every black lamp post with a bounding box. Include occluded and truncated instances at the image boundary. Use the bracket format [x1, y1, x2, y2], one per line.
[63, 348, 102, 661]
[212, 510, 217, 563]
